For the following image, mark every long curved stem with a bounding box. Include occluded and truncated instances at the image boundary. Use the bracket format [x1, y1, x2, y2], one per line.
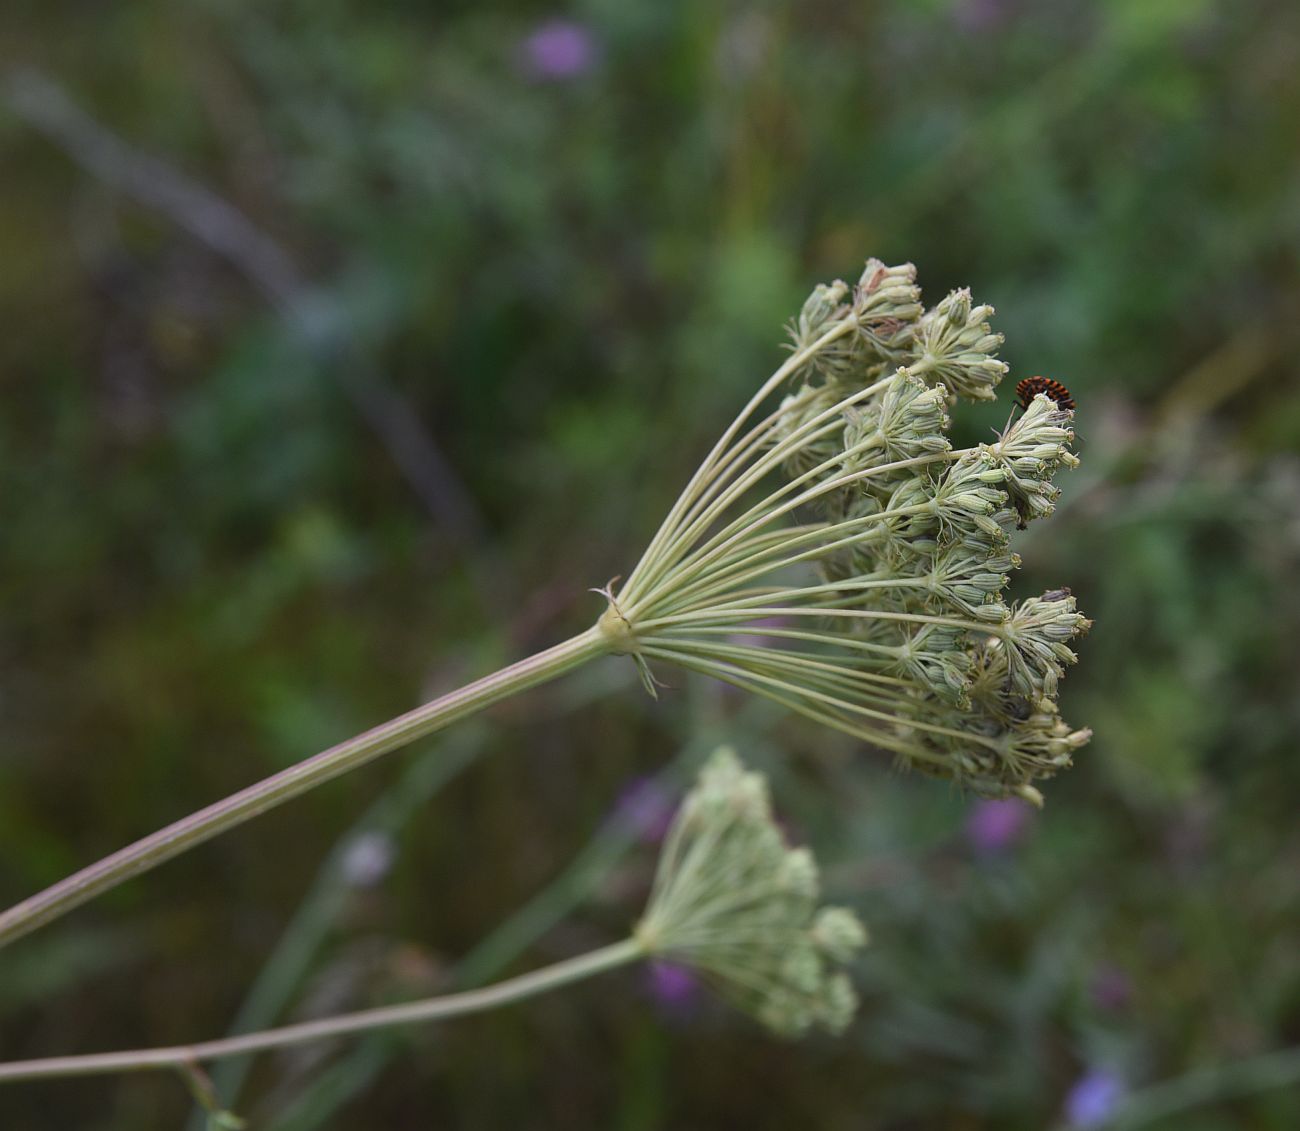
[0, 626, 612, 952]
[0, 938, 643, 1084]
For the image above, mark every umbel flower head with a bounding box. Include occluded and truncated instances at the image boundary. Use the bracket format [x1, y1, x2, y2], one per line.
[599, 259, 1091, 803]
[635, 747, 867, 1037]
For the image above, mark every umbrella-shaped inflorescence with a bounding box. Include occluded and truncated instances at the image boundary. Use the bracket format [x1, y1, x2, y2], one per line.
[603, 261, 1091, 803]
[636, 748, 867, 1037]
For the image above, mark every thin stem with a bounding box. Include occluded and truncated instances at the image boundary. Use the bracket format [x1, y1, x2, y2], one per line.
[640, 642, 991, 748]
[654, 386, 820, 553]
[658, 622, 908, 658]
[652, 505, 917, 616]
[0, 939, 644, 1084]
[637, 644, 953, 763]
[0, 626, 612, 952]
[623, 320, 854, 599]
[635, 604, 993, 636]
[631, 392, 855, 594]
[659, 639, 917, 702]
[647, 373, 894, 558]
[193, 730, 488, 1125]
[671, 574, 919, 615]
[633, 450, 955, 620]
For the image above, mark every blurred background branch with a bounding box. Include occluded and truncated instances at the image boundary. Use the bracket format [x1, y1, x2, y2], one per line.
[3, 67, 492, 577]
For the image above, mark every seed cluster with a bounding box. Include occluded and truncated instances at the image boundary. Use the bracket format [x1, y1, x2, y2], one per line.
[610, 260, 1091, 803]
[636, 748, 868, 1037]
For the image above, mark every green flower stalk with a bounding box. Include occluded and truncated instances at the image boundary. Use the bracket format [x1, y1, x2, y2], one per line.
[0, 749, 863, 1099]
[604, 259, 1090, 805]
[0, 256, 1089, 951]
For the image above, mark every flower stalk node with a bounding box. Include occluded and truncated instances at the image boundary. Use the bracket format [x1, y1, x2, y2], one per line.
[593, 581, 664, 699]
[596, 591, 638, 655]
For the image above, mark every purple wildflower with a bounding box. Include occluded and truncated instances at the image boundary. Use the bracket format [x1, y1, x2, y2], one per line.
[340, 831, 395, 888]
[965, 797, 1033, 854]
[520, 19, 598, 81]
[1065, 1068, 1125, 1128]
[645, 960, 699, 1019]
[614, 776, 676, 843]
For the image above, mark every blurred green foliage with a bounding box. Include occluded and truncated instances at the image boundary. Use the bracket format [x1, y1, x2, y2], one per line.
[2, 1, 1299, 1128]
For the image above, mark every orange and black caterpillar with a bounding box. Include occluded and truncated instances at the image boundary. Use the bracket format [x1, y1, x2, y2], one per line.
[1016, 376, 1075, 412]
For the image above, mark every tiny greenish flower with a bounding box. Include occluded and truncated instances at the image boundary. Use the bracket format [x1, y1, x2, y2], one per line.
[798, 259, 923, 383]
[985, 393, 1080, 527]
[843, 369, 952, 467]
[920, 545, 1014, 623]
[851, 258, 925, 361]
[909, 287, 1008, 402]
[601, 258, 1091, 802]
[996, 589, 1092, 700]
[635, 748, 868, 1037]
[786, 279, 850, 366]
